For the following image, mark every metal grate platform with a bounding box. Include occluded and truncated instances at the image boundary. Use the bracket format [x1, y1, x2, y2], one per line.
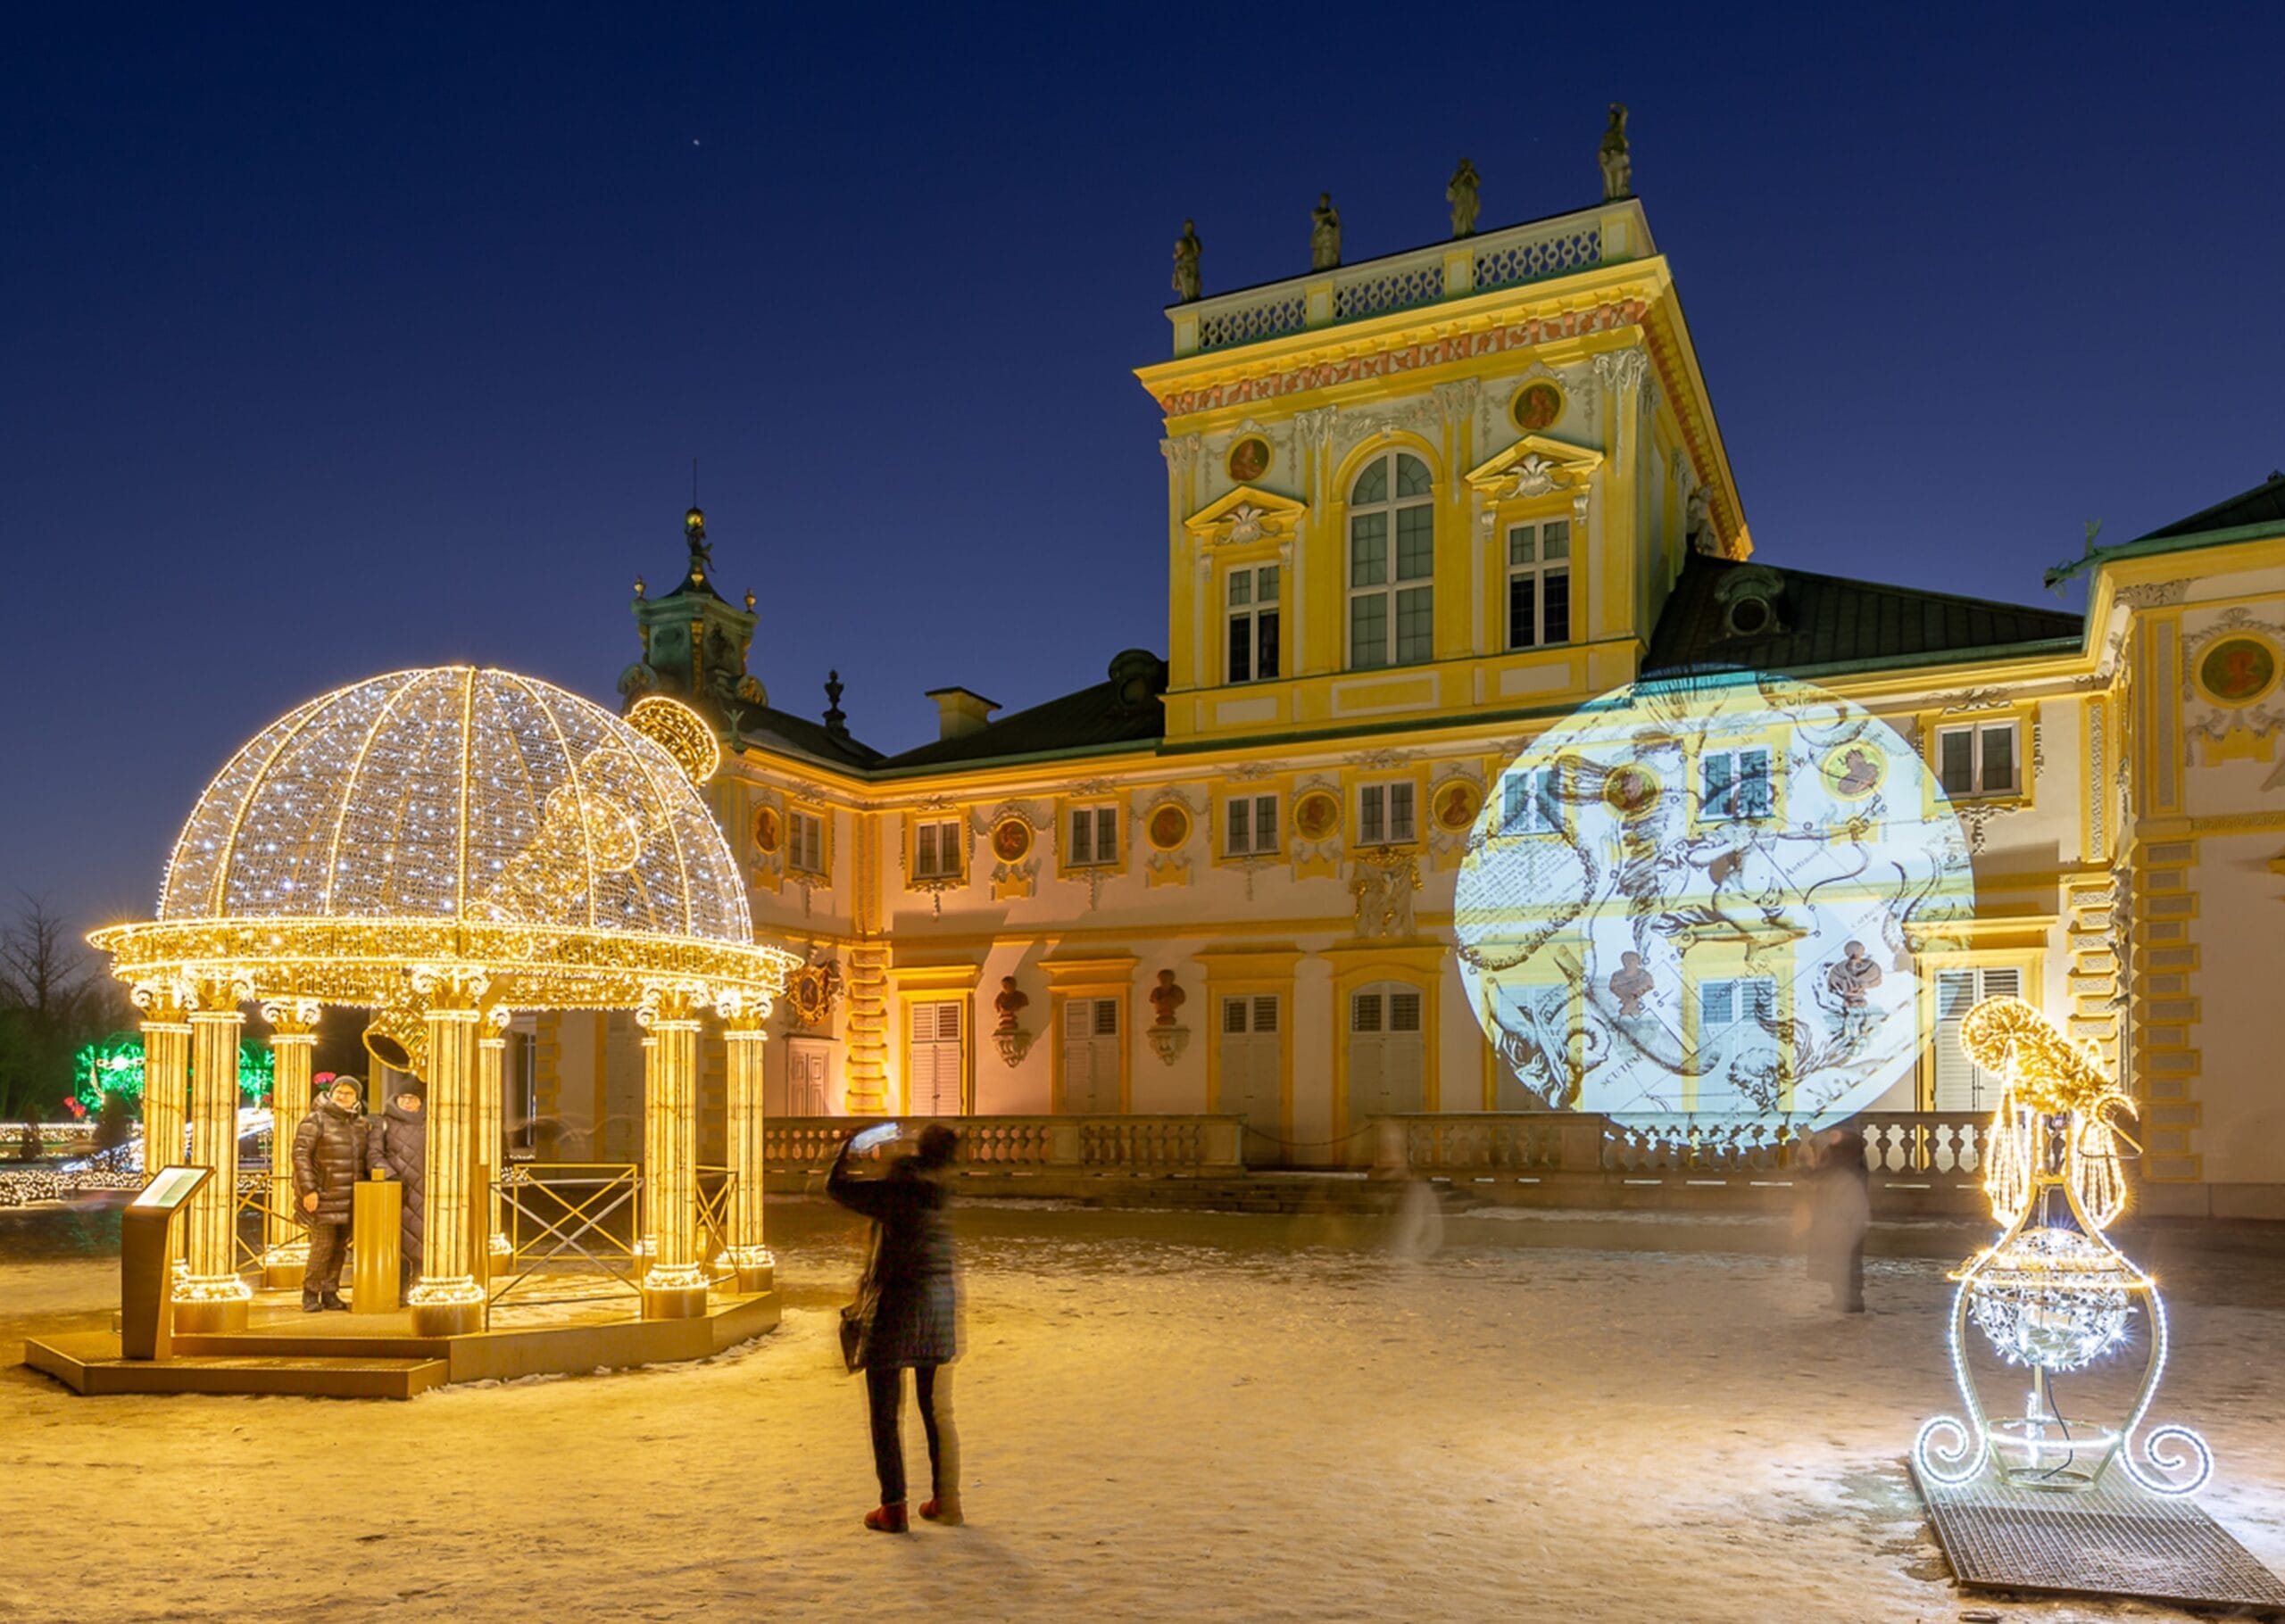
[1912, 1459, 2285, 1612]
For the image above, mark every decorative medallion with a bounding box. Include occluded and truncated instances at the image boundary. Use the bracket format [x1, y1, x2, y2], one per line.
[1511, 382, 1565, 433]
[1601, 762, 1661, 820]
[785, 960, 843, 1030]
[1819, 741, 1888, 801]
[1226, 435, 1271, 483]
[989, 816, 1034, 865]
[1292, 790, 1341, 843]
[2194, 634, 2280, 708]
[1432, 779, 1483, 833]
[751, 804, 783, 856]
[1147, 802, 1192, 852]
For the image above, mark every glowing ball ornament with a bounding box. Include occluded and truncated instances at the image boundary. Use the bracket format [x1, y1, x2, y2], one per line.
[1454, 671, 1974, 1127]
[625, 694, 723, 786]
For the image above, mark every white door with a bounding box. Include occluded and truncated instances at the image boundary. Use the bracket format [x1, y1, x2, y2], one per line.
[908, 1001, 963, 1116]
[787, 1043, 830, 1117]
[1348, 982, 1425, 1124]
[1060, 997, 1121, 1114]
[1697, 976, 1780, 1112]
[1217, 995, 1282, 1140]
[1932, 966, 2023, 1112]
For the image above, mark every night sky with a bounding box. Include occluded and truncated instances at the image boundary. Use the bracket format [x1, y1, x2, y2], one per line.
[5, 4, 2281, 942]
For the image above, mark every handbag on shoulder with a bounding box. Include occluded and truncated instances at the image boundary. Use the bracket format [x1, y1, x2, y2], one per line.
[838, 1228, 880, 1374]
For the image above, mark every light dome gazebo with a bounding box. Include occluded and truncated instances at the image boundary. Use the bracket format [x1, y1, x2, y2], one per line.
[92, 666, 797, 1336]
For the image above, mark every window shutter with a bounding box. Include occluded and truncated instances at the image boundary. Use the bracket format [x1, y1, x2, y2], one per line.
[1252, 995, 1278, 1032]
[1740, 750, 1772, 818]
[1097, 808, 1118, 860]
[1093, 998, 1118, 1037]
[1939, 731, 1975, 796]
[1982, 725, 2016, 793]
[1389, 990, 1423, 1032]
[1360, 786, 1384, 845]
[1702, 752, 1734, 817]
[1390, 783, 1416, 843]
[1351, 992, 1383, 1033]
[1227, 798, 1251, 854]
[1222, 998, 1249, 1034]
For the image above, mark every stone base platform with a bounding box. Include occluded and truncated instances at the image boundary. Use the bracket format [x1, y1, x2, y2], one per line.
[27, 1287, 778, 1399]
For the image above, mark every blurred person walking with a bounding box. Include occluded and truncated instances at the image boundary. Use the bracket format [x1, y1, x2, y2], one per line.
[828, 1123, 963, 1533]
[1800, 1125, 1870, 1313]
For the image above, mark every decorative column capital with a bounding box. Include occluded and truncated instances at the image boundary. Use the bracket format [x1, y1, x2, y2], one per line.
[637, 982, 706, 1030]
[407, 964, 490, 1010]
[260, 997, 321, 1036]
[186, 968, 255, 1015]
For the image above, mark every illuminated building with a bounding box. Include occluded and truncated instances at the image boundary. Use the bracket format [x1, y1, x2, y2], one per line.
[546, 181, 2283, 1217]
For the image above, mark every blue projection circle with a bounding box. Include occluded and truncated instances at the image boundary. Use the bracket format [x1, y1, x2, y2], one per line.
[1454, 671, 1975, 1128]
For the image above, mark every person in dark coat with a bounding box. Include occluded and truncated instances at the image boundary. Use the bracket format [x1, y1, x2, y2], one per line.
[367, 1080, 427, 1291]
[293, 1075, 368, 1311]
[828, 1123, 961, 1532]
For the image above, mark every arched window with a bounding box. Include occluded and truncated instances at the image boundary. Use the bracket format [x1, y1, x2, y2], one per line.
[1347, 451, 1434, 669]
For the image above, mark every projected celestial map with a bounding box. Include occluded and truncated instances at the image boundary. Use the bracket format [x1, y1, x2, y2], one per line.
[1453, 672, 1976, 1127]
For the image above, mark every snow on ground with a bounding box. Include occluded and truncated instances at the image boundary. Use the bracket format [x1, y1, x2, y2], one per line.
[2, 1196, 2281, 1624]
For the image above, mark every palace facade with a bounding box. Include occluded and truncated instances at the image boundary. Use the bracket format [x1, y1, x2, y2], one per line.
[528, 189, 2285, 1216]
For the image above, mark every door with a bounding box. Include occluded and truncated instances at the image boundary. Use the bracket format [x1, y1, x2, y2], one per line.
[1696, 976, 1779, 1113]
[786, 1041, 831, 1117]
[1217, 994, 1282, 1143]
[1060, 997, 1121, 1114]
[1347, 982, 1425, 1128]
[1932, 966, 2023, 1112]
[908, 1001, 963, 1116]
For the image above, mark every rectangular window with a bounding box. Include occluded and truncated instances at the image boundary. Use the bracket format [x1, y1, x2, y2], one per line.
[1226, 565, 1281, 684]
[1359, 782, 1415, 847]
[1226, 793, 1280, 857]
[909, 1000, 963, 1115]
[914, 818, 961, 880]
[1500, 766, 1561, 834]
[1936, 721, 2020, 799]
[788, 810, 826, 877]
[1060, 996, 1122, 1114]
[1933, 965, 2023, 1111]
[1068, 805, 1119, 867]
[1700, 748, 1773, 821]
[1507, 521, 1573, 650]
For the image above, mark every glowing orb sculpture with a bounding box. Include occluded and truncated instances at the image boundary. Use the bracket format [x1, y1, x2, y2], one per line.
[626, 694, 723, 786]
[1454, 671, 1974, 1128]
[1914, 998, 2211, 1496]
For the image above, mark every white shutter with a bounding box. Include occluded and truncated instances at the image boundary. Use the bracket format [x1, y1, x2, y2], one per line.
[1934, 967, 2022, 1112]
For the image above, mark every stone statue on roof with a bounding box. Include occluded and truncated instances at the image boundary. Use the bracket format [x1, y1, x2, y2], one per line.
[1309, 193, 1342, 271]
[1172, 220, 1201, 303]
[1447, 159, 1481, 238]
[1599, 104, 1633, 201]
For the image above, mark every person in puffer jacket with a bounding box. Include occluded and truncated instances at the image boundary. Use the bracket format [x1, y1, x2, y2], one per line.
[367, 1081, 427, 1291]
[293, 1075, 368, 1311]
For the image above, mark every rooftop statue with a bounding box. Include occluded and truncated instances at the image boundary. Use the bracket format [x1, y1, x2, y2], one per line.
[1172, 220, 1201, 303]
[1599, 103, 1633, 201]
[1309, 192, 1341, 271]
[1446, 159, 1481, 238]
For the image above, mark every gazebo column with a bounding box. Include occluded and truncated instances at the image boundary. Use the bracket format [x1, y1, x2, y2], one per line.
[478, 1006, 511, 1261]
[719, 998, 773, 1293]
[640, 989, 708, 1319]
[407, 972, 487, 1338]
[178, 975, 253, 1334]
[261, 998, 319, 1288]
[136, 991, 190, 1180]
[135, 989, 191, 1270]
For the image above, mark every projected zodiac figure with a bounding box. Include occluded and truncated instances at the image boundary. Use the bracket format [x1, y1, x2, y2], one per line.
[1455, 671, 1974, 1127]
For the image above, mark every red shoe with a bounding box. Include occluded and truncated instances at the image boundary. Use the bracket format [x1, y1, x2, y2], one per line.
[918, 1499, 964, 1525]
[864, 1504, 909, 1534]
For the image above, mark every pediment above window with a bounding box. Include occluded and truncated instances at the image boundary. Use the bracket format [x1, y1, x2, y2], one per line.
[1184, 485, 1310, 551]
[1464, 435, 1606, 505]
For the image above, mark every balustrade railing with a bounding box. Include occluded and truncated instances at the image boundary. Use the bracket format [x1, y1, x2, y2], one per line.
[1367, 1110, 1993, 1190]
[765, 1115, 1245, 1176]
[1174, 202, 1641, 357]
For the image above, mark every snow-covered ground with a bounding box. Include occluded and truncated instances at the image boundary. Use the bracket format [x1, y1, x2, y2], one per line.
[2, 1197, 2281, 1623]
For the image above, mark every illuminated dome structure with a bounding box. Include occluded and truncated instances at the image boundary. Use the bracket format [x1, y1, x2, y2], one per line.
[93, 668, 794, 1338]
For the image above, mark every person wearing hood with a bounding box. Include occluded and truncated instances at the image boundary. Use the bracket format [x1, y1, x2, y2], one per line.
[367, 1079, 427, 1292]
[293, 1074, 368, 1311]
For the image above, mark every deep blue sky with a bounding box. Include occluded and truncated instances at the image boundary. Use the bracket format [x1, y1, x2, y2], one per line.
[5, 4, 2281, 941]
